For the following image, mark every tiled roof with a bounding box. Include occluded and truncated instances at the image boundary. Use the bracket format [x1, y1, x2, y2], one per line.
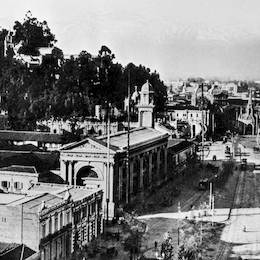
[7, 183, 103, 212]
[0, 130, 62, 143]
[60, 127, 169, 152]
[98, 127, 168, 150]
[0, 165, 37, 174]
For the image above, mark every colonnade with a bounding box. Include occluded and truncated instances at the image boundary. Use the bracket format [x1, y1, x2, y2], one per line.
[117, 145, 167, 203]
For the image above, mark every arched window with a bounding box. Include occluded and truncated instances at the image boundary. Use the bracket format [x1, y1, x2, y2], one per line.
[76, 166, 98, 186]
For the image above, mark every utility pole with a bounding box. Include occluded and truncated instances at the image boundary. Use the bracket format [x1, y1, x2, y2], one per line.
[178, 202, 181, 246]
[212, 195, 215, 225]
[126, 68, 131, 204]
[106, 103, 110, 224]
[201, 83, 205, 163]
[209, 182, 212, 210]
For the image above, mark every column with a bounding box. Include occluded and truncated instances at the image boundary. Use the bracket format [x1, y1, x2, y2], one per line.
[73, 161, 77, 187]
[68, 162, 72, 186]
[129, 160, 134, 194]
[148, 152, 152, 183]
[71, 161, 75, 186]
[140, 155, 144, 190]
[164, 147, 168, 180]
[157, 148, 161, 181]
[118, 164, 123, 201]
[108, 163, 115, 219]
[65, 161, 69, 183]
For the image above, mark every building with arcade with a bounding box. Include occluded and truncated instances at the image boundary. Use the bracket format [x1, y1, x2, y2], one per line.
[59, 81, 196, 220]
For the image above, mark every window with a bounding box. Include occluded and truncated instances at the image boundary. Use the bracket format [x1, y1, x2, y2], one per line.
[66, 211, 70, 224]
[1, 181, 10, 188]
[42, 222, 46, 238]
[91, 203, 95, 214]
[82, 206, 87, 218]
[49, 218, 52, 234]
[14, 182, 23, 190]
[75, 210, 80, 224]
[54, 214, 58, 232]
[88, 204, 91, 217]
[60, 212, 63, 228]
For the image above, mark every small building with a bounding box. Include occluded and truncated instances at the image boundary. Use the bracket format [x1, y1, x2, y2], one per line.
[167, 139, 196, 176]
[0, 130, 62, 150]
[0, 165, 39, 193]
[0, 183, 103, 259]
[167, 108, 210, 138]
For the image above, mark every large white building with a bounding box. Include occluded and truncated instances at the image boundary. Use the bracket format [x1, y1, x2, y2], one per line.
[59, 81, 196, 220]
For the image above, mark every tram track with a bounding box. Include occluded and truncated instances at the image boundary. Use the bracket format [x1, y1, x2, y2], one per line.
[179, 189, 209, 211]
[215, 170, 246, 260]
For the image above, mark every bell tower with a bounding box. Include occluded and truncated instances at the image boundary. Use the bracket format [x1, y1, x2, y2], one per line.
[136, 80, 155, 128]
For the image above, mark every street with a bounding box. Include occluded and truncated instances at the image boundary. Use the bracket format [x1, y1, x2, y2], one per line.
[138, 136, 260, 259]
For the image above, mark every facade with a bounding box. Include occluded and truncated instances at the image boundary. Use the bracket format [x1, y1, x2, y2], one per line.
[37, 118, 119, 136]
[59, 127, 169, 220]
[0, 165, 39, 193]
[167, 139, 196, 176]
[238, 89, 258, 135]
[59, 80, 199, 220]
[168, 108, 210, 138]
[0, 184, 103, 260]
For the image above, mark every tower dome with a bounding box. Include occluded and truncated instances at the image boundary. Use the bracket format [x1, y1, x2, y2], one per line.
[136, 80, 155, 127]
[141, 80, 154, 93]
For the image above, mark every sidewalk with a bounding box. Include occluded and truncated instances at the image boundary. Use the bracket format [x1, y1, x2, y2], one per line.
[138, 208, 230, 259]
[204, 140, 260, 164]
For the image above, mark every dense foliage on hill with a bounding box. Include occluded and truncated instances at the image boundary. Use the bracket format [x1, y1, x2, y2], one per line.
[0, 12, 167, 130]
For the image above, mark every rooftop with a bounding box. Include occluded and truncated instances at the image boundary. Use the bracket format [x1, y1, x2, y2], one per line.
[0, 130, 62, 143]
[0, 165, 37, 174]
[2, 182, 102, 212]
[61, 127, 169, 152]
[98, 127, 168, 150]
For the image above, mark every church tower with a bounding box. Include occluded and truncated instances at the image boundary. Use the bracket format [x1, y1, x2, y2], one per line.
[136, 80, 155, 128]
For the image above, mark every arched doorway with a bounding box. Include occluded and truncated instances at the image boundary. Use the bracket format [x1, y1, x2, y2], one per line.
[76, 166, 98, 186]
[192, 125, 196, 138]
[245, 124, 253, 135]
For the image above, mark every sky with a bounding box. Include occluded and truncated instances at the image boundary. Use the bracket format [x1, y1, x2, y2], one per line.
[1, 0, 260, 81]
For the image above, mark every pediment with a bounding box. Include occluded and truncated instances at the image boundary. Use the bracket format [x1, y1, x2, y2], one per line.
[69, 138, 106, 151]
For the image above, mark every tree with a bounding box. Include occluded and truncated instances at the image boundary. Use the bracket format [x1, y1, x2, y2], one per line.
[123, 63, 167, 114]
[178, 220, 202, 260]
[13, 11, 56, 55]
[95, 45, 116, 106]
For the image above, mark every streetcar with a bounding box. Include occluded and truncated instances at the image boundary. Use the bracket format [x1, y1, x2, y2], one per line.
[198, 178, 209, 190]
[241, 158, 247, 170]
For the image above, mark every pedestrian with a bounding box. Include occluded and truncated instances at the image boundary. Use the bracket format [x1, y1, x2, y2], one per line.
[154, 240, 158, 248]
[243, 225, 246, 232]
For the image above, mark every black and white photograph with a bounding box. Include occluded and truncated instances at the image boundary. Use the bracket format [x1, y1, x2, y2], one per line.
[0, 0, 260, 259]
